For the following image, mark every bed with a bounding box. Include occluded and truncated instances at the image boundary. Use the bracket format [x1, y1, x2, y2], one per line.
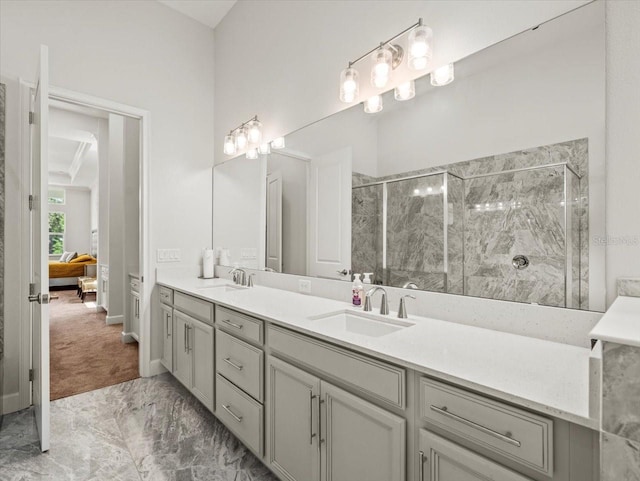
[49, 255, 98, 287]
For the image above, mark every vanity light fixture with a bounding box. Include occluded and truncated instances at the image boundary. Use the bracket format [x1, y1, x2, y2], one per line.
[364, 95, 383, 114]
[431, 63, 455, 86]
[271, 137, 286, 149]
[339, 18, 430, 103]
[246, 148, 258, 160]
[222, 115, 262, 155]
[258, 143, 271, 155]
[394, 80, 416, 101]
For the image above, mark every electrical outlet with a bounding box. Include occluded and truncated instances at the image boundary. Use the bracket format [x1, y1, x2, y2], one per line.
[241, 248, 257, 259]
[299, 279, 312, 294]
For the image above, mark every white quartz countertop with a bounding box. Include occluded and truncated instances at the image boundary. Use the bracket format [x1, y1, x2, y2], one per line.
[158, 275, 597, 429]
[590, 295, 640, 348]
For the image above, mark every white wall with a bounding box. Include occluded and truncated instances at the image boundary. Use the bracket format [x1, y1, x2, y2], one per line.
[1, 0, 214, 410]
[214, 0, 640, 311]
[47, 187, 91, 256]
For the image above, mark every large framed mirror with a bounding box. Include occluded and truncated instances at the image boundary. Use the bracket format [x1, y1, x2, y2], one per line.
[213, 1, 605, 312]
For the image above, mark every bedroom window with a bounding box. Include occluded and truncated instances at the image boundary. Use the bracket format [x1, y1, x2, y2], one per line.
[48, 188, 65, 205]
[49, 212, 65, 255]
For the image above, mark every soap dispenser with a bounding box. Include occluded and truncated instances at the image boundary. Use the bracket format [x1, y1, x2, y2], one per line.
[362, 273, 373, 284]
[352, 274, 364, 307]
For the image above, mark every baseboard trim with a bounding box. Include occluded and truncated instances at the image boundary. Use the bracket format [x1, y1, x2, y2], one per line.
[121, 331, 136, 343]
[2, 391, 26, 415]
[148, 359, 167, 377]
[106, 314, 123, 325]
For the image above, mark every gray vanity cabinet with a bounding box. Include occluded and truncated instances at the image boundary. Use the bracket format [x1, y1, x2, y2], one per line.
[267, 356, 406, 481]
[173, 309, 214, 411]
[418, 430, 532, 481]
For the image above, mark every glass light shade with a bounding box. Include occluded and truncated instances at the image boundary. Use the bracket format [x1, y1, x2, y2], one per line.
[431, 63, 455, 86]
[258, 143, 271, 155]
[271, 137, 285, 149]
[247, 120, 262, 145]
[339, 67, 360, 103]
[408, 25, 433, 71]
[371, 46, 393, 88]
[223, 135, 236, 155]
[246, 148, 258, 160]
[394, 80, 415, 101]
[364, 95, 383, 114]
[235, 127, 248, 150]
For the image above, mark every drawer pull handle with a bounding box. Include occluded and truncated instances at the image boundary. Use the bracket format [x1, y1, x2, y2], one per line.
[310, 393, 317, 445]
[223, 357, 244, 371]
[222, 404, 243, 422]
[430, 405, 522, 447]
[222, 319, 243, 330]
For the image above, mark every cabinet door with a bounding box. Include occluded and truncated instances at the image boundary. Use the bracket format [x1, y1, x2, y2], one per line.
[321, 381, 406, 481]
[268, 356, 321, 481]
[131, 291, 140, 337]
[418, 430, 532, 481]
[160, 304, 173, 372]
[190, 317, 214, 411]
[173, 311, 192, 389]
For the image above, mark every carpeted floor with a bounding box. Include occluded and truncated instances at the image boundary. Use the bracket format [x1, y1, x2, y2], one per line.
[49, 288, 139, 401]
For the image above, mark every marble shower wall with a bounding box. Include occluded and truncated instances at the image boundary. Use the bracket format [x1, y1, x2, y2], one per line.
[0, 82, 5, 422]
[351, 183, 382, 279]
[351, 138, 589, 309]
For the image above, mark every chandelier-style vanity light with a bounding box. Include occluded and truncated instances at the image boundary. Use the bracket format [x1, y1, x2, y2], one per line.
[223, 115, 262, 156]
[339, 18, 432, 109]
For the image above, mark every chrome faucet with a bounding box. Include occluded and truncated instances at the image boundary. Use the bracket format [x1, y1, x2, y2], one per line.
[398, 295, 416, 319]
[229, 268, 247, 286]
[364, 286, 389, 315]
[402, 281, 419, 289]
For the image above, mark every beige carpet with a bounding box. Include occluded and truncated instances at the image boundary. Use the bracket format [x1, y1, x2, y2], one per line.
[49, 288, 139, 400]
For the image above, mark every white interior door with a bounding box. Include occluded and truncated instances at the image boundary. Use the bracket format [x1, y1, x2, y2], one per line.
[30, 44, 51, 452]
[307, 147, 352, 280]
[266, 171, 283, 272]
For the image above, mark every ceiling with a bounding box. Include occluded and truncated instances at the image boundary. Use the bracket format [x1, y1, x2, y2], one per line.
[157, 0, 236, 29]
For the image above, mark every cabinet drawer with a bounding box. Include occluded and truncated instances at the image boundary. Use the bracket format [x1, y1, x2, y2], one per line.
[216, 373, 264, 456]
[268, 325, 405, 409]
[419, 378, 553, 476]
[159, 286, 173, 305]
[216, 329, 263, 402]
[130, 277, 140, 293]
[174, 291, 213, 325]
[215, 306, 264, 345]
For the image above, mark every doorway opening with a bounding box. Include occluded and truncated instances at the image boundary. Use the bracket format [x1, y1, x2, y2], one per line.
[46, 99, 141, 400]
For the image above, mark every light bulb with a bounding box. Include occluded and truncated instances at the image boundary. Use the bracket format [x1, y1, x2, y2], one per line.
[223, 135, 236, 155]
[246, 148, 258, 160]
[258, 143, 271, 155]
[371, 46, 392, 88]
[339, 67, 359, 103]
[235, 127, 248, 150]
[271, 137, 285, 149]
[364, 95, 383, 114]
[394, 80, 415, 101]
[408, 25, 432, 71]
[247, 120, 262, 145]
[431, 63, 455, 86]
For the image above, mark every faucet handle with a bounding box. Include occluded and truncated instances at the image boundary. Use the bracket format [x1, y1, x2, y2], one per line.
[398, 295, 416, 319]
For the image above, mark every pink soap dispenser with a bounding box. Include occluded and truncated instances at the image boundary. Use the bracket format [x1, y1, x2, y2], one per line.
[352, 273, 364, 307]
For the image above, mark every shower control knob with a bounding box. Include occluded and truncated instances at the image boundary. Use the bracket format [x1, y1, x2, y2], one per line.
[512, 255, 530, 270]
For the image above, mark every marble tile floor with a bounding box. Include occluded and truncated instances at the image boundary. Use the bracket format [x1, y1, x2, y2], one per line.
[0, 373, 278, 481]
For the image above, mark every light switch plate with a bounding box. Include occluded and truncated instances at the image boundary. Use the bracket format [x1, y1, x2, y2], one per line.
[298, 279, 312, 294]
[157, 248, 181, 263]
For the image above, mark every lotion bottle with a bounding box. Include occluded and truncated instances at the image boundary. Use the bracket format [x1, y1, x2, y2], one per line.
[352, 273, 364, 307]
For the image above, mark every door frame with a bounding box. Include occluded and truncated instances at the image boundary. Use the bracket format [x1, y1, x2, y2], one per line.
[18, 81, 153, 410]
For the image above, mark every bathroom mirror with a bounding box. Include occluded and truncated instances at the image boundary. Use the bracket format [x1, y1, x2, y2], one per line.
[213, 2, 605, 312]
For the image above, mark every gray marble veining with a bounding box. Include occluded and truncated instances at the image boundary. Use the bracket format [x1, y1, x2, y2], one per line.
[0, 82, 6, 422]
[618, 278, 640, 298]
[351, 138, 589, 309]
[602, 342, 640, 443]
[0, 374, 278, 481]
[601, 431, 640, 481]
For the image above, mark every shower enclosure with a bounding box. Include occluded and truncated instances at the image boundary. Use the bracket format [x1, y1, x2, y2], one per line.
[352, 163, 583, 309]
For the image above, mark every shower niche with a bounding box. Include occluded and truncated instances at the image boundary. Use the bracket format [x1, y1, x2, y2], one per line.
[352, 139, 587, 309]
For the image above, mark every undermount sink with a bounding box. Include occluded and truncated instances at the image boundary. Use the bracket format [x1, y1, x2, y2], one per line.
[308, 310, 414, 337]
[196, 284, 247, 293]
